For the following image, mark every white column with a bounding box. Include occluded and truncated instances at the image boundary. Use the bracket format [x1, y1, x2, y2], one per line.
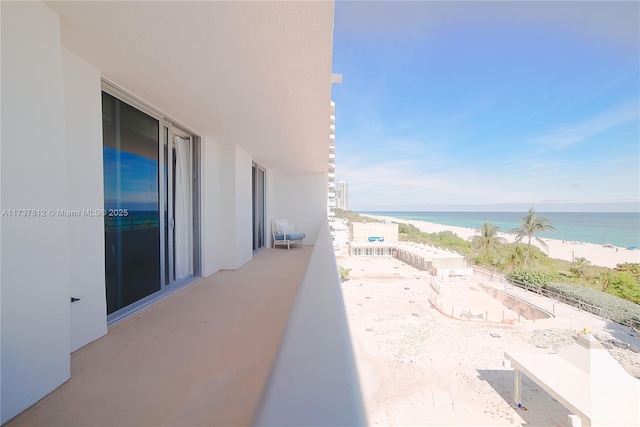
[514, 369, 522, 406]
[568, 414, 583, 427]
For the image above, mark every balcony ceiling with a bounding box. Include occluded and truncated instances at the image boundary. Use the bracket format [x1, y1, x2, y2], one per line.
[46, 1, 334, 173]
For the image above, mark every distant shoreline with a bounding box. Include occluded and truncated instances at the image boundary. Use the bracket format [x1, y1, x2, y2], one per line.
[360, 210, 640, 249]
[363, 214, 640, 269]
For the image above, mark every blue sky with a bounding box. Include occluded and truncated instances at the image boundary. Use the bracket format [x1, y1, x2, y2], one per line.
[103, 147, 158, 211]
[331, 1, 639, 212]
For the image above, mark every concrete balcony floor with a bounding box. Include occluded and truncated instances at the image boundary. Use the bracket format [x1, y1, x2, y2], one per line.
[5, 246, 312, 427]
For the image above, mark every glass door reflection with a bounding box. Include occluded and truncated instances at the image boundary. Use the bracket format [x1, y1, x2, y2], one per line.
[102, 92, 161, 315]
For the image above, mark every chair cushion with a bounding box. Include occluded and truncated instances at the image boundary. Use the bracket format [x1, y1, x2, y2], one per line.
[273, 232, 305, 241]
[285, 232, 305, 240]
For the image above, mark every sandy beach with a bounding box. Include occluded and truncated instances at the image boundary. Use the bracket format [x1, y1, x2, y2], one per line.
[367, 215, 640, 269]
[337, 254, 640, 426]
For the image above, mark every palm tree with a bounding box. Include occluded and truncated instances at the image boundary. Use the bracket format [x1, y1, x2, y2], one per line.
[570, 257, 591, 279]
[502, 244, 528, 271]
[509, 207, 556, 268]
[471, 221, 505, 263]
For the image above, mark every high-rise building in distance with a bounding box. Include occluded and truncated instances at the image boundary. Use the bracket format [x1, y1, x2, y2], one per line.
[336, 181, 348, 210]
[328, 101, 336, 218]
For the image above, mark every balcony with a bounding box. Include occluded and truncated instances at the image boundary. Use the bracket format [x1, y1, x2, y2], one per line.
[5, 223, 365, 426]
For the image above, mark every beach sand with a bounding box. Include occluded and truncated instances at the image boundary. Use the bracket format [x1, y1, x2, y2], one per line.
[338, 255, 640, 426]
[367, 215, 640, 269]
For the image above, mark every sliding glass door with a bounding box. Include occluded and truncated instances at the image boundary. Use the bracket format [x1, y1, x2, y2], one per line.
[163, 129, 194, 284]
[252, 163, 265, 252]
[103, 90, 197, 319]
[103, 92, 161, 315]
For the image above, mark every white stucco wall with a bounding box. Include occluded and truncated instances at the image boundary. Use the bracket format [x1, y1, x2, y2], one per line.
[270, 172, 328, 245]
[218, 144, 253, 269]
[235, 147, 253, 266]
[200, 135, 223, 277]
[1, 2, 71, 422]
[62, 48, 109, 353]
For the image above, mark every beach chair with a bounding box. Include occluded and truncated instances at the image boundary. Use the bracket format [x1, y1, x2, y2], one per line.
[272, 219, 306, 249]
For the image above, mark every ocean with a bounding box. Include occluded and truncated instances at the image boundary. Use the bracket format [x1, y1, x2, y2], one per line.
[361, 211, 640, 249]
[104, 210, 159, 231]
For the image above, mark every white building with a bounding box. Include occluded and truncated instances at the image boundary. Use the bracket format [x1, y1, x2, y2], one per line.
[336, 181, 349, 210]
[0, 2, 363, 424]
[349, 222, 399, 243]
[328, 101, 337, 218]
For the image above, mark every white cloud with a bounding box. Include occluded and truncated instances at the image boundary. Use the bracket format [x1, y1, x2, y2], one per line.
[528, 101, 639, 149]
[340, 148, 640, 211]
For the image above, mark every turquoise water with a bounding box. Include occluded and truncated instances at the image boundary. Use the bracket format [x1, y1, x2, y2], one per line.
[361, 211, 640, 248]
[104, 211, 159, 231]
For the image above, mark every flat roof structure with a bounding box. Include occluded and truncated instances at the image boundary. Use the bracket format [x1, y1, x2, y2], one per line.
[505, 333, 640, 426]
[394, 241, 464, 262]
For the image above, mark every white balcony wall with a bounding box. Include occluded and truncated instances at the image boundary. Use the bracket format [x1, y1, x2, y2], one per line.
[218, 144, 253, 270]
[255, 221, 366, 425]
[269, 172, 328, 246]
[1, 2, 71, 422]
[62, 49, 109, 353]
[200, 135, 224, 277]
[201, 138, 263, 273]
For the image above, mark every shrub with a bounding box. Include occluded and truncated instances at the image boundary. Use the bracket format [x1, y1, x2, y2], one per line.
[615, 263, 640, 280]
[338, 265, 351, 281]
[397, 225, 471, 255]
[507, 269, 557, 288]
[499, 244, 550, 271]
[334, 209, 381, 223]
[605, 272, 640, 304]
[545, 281, 640, 328]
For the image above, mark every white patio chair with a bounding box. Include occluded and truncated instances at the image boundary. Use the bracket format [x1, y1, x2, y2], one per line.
[272, 219, 305, 249]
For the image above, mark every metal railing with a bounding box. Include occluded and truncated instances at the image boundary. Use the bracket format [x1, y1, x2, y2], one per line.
[474, 266, 638, 329]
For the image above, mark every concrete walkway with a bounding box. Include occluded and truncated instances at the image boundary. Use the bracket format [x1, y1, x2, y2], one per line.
[4, 247, 312, 427]
[475, 270, 640, 349]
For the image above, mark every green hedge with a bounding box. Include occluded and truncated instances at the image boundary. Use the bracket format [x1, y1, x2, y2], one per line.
[507, 269, 557, 288]
[545, 282, 640, 328]
[507, 269, 640, 327]
[398, 223, 471, 255]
